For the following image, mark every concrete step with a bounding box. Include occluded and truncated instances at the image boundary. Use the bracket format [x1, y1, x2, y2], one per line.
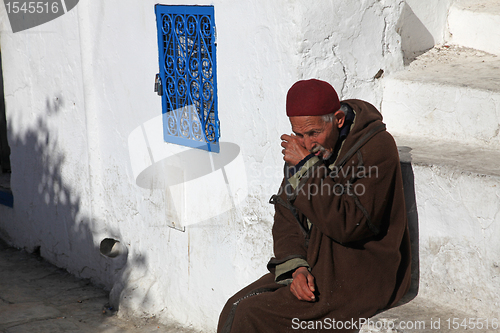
[361, 296, 500, 333]
[381, 45, 500, 148]
[394, 136, 500, 322]
[0, 240, 199, 333]
[447, 0, 500, 56]
[371, 3, 500, 330]
[397, 136, 500, 177]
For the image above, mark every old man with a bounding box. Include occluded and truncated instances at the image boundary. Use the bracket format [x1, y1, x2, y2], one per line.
[218, 79, 411, 332]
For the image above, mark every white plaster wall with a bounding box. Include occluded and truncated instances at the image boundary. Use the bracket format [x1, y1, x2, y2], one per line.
[293, 0, 405, 104]
[0, 7, 99, 270]
[0, 0, 408, 331]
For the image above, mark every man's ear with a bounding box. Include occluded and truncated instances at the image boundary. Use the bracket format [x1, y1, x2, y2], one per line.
[335, 110, 346, 128]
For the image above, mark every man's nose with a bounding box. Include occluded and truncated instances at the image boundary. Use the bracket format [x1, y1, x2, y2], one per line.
[304, 137, 315, 151]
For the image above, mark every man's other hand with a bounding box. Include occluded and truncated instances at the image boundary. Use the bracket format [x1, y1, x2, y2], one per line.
[290, 267, 316, 302]
[280, 134, 309, 166]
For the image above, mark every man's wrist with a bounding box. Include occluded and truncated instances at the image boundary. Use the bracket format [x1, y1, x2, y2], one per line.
[274, 258, 310, 285]
[289, 154, 314, 177]
[287, 155, 321, 191]
[292, 266, 309, 278]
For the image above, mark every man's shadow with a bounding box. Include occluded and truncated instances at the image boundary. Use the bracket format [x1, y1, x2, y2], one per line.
[399, 147, 419, 304]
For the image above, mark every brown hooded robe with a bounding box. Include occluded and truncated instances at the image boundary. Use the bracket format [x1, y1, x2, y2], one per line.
[218, 100, 411, 333]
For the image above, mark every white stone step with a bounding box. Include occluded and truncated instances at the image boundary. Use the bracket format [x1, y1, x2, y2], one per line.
[361, 296, 500, 333]
[448, 0, 500, 56]
[381, 45, 500, 148]
[395, 136, 500, 323]
[376, 3, 500, 329]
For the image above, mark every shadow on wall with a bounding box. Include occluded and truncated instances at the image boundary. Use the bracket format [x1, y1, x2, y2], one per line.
[396, 2, 435, 65]
[0, 95, 148, 324]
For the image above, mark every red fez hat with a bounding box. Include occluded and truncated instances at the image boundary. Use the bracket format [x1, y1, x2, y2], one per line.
[286, 79, 340, 117]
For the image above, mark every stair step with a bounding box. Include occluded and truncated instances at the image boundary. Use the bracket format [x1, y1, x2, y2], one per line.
[361, 296, 499, 333]
[377, 3, 500, 328]
[448, 0, 500, 56]
[396, 136, 500, 177]
[395, 136, 500, 322]
[381, 45, 500, 147]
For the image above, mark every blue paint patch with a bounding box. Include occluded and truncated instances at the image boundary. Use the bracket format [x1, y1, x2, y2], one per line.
[0, 189, 13, 208]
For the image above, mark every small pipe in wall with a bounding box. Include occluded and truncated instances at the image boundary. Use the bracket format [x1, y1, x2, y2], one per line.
[99, 238, 125, 258]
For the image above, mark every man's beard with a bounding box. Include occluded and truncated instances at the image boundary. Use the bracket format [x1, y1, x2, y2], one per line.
[310, 145, 332, 160]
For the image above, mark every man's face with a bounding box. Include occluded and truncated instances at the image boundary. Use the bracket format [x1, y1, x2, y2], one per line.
[290, 115, 339, 160]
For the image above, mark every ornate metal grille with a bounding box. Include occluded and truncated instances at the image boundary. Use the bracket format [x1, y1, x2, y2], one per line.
[155, 5, 219, 152]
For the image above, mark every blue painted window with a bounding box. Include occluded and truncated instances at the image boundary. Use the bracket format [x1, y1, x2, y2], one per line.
[155, 5, 219, 153]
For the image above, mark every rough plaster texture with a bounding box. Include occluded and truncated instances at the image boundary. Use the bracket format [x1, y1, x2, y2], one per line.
[413, 163, 500, 319]
[0, 0, 439, 331]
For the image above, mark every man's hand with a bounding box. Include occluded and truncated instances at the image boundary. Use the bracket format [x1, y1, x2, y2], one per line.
[280, 134, 309, 166]
[290, 267, 316, 302]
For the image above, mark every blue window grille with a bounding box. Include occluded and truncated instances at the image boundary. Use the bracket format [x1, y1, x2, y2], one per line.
[155, 5, 220, 153]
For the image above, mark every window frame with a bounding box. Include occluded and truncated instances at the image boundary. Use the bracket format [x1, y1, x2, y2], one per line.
[155, 4, 220, 153]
